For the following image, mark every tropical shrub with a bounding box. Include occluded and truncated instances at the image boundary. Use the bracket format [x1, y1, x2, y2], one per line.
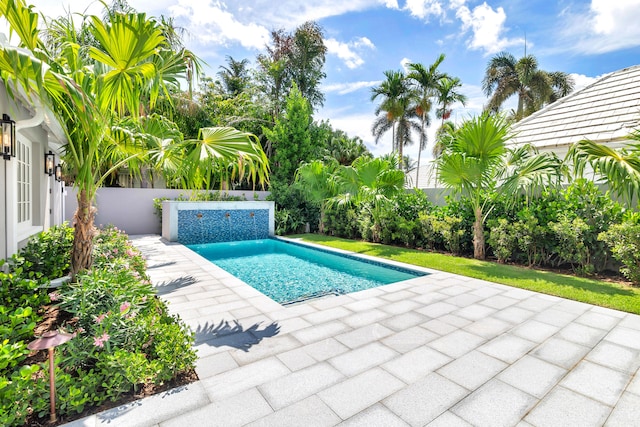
[0, 225, 196, 425]
[600, 214, 640, 284]
[12, 224, 74, 280]
[487, 218, 517, 263]
[323, 204, 360, 239]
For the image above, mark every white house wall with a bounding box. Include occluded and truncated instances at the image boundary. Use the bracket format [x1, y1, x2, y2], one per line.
[0, 86, 65, 260]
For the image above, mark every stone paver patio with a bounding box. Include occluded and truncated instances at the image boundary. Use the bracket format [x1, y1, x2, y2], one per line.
[65, 235, 640, 427]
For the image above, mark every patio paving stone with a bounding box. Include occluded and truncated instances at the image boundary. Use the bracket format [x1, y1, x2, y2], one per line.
[381, 346, 452, 383]
[159, 388, 272, 427]
[258, 362, 345, 409]
[524, 387, 611, 427]
[383, 372, 468, 426]
[510, 319, 560, 343]
[428, 329, 486, 358]
[605, 391, 640, 426]
[437, 350, 508, 390]
[328, 341, 398, 376]
[380, 325, 439, 353]
[201, 356, 291, 401]
[603, 325, 640, 349]
[381, 311, 428, 331]
[585, 341, 640, 373]
[246, 395, 341, 427]
[342, 308, 389, 329]
[426, 411, 473, 426]
[451, 379, 537, 427]
[302, 337, 350, 361]
[477, 333, 536, 364]
[317, 368, 405, 420]
[497, 355, 567, 398]
[560, 360, 630, 406]
[340, 404, 409, 426]
[335, 323, 394, 349]
[532, 337, 592, 369]
[463, 317, 512, 339]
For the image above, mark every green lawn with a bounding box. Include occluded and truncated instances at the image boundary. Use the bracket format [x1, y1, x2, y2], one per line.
[290, 234, 640, 315]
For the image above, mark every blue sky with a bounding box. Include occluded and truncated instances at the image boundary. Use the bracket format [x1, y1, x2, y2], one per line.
[24, 0, 640, 160]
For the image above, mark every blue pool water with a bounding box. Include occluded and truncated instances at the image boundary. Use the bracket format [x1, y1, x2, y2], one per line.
[188, 239, 427, 304]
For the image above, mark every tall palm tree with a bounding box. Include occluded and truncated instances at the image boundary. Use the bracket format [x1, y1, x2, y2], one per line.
[436, 113, 560, 259]
[217, 55, 251, 97]
[407, 54, 447, 188]
[371, 70, 418, 164]
[436, 76, 467, 130]
[482, 52, 574, 121]
[0, 1, 269, 275]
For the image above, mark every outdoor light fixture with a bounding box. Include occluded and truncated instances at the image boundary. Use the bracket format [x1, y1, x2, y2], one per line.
[27, 331, 73, 423]
[55, 164, 62, 182]
[44, 151, 55, 176]
[1, 113, 15, 160]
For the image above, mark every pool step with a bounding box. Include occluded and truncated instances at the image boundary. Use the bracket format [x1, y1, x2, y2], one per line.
[281, 288, 345, 305]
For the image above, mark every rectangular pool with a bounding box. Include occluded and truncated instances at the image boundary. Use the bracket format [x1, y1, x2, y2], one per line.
[187, 239, 428, 304]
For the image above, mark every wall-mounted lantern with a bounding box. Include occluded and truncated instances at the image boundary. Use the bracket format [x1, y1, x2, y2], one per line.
[55, 164, 62, 182]
[1, 113, 15, 160]
[44, 151, 55, 176]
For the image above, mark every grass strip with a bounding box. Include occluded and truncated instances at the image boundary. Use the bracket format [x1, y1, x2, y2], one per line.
[290, 234, 640, 315]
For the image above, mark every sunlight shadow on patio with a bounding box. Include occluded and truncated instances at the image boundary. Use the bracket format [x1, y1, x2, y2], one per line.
[195, 320, 280, 352]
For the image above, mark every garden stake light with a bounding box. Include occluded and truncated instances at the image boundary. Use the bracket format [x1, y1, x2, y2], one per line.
[27, 331, 73, 423]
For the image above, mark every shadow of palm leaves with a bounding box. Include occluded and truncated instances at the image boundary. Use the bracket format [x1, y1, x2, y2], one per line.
[195, 320, 280, 352]
[155, 276, 197, 295]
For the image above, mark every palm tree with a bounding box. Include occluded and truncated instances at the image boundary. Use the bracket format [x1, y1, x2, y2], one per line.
[436, 76, 467, 130]
[407, 54, 447, 188]
[0, 1, 269, 275]
[436, 113, 560, 259]
[569, 133, 640, 207]
[371, 70, 418, 164]
[217, 55, 251, 97]
[482, 52, 574, 121]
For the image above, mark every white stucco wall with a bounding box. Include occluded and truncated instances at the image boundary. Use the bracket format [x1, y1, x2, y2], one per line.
[65, 187, 271, 235]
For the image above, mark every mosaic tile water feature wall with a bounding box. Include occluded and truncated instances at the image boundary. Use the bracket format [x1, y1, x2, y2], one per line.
[177, 209, 270, 245]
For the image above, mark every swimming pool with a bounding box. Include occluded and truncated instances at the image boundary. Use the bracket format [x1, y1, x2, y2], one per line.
[187, 239, 428, 304]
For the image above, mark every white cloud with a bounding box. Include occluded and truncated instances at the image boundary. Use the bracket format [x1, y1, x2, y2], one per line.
[456, 2, 524, 55]
[323, 80, 381, 95]
[561, 0, 640, 54]
[400, 57, 412, 72]
[326, 37, 375, 69]
[448, 0, 466, 9]
[170, 2, 270, 50]
[383, 0, 400, 9]
[569, 73, 604, 92]
[404, 0, 445, 21]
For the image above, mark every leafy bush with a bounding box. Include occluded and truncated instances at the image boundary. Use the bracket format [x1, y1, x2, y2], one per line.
[323, 204, 360, 239]
[550, 215, 592, 274]
[9, 224, 74, 281]
[0, 224, 197, 425]
[600, 214, 640, 284]
[487, 218, 517, 263]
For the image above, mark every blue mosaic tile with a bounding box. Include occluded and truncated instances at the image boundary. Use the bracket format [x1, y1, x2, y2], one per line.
[178, 209, 269, 245]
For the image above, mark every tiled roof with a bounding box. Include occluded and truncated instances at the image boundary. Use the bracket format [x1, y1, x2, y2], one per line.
[510, 65, 640, 148]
